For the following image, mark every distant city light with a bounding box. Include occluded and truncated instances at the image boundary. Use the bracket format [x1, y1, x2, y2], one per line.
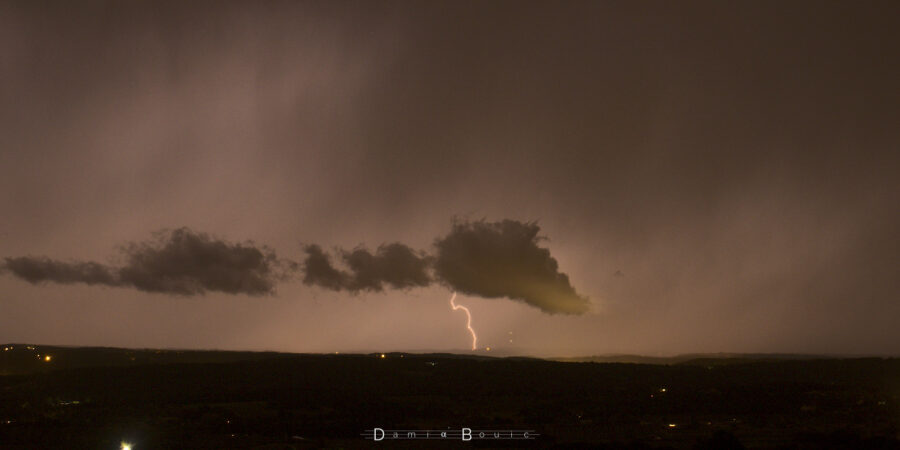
[44, 355, 52, 362]
[120, 442, 133, 450]
[486, 347, 491, 351]
[668, 423, 677, 428]
[660, 388, 667, 393]
[380, 353, 386, 359]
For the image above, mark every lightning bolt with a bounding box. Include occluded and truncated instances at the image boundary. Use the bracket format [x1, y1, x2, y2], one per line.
[449, 291, 477, 350]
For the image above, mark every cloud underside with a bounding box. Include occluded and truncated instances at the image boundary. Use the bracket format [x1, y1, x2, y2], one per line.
[433, 220, 590, 314]
[3, 220, 589, 314]
[302, 219, 589, 314]
[2, 228, 284, 295]
[2, 257, 119, 286]
[302, 243, 431, 292]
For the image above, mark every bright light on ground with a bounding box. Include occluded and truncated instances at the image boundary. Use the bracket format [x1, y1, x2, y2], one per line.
[380, 354, 385, 359]
[120, 442, 133, 450]
[44, 355, 52, 362]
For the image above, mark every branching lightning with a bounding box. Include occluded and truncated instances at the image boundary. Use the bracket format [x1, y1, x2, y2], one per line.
[449, 291, 477, 350]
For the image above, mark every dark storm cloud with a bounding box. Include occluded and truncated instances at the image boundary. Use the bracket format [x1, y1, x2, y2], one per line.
[2, 228, 289, 296]
[2, 257, 119, 286]
[4, 220, 587, 314]
[301, 243, 431, 292]
[433, 220, 589, 314]
[117, 228, 287, 296]
[300, 220, 589, 314]
[301, 244, 350, 291]
[342, 243, 431, 291]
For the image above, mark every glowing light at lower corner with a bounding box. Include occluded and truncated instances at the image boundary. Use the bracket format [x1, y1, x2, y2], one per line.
[449, 292, 477, 351]
[120, 442, 133, 450]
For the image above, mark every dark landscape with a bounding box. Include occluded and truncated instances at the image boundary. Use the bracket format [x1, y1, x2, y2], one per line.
[2, 344, 899, 449]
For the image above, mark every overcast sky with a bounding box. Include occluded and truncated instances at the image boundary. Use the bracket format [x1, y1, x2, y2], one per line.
[1, 0, 897, 357]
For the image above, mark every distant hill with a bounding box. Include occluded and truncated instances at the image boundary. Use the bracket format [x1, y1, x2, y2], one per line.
[550, 353, 858, 365]
[2, 343, 883, 376]
[0, 343, 548, 376]
[0, 343, 294, 376]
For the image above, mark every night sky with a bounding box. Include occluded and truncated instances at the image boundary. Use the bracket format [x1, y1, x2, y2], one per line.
[1, 1, 897, 357]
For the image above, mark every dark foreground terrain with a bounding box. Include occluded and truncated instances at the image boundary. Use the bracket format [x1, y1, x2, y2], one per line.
[1, 345, 899, 449]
